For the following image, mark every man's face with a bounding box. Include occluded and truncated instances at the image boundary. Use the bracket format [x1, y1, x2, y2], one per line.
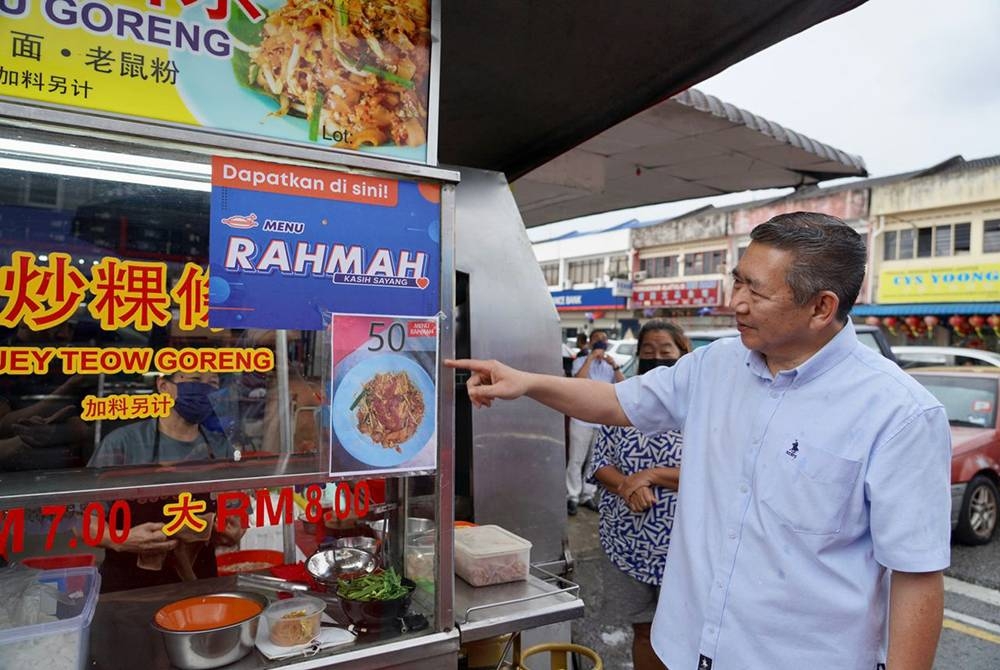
[729, 243, 815, 360]
[589, 332, 608, 347]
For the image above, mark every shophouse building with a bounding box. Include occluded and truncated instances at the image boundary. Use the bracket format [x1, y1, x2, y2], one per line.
[852, 156, 1000, 348]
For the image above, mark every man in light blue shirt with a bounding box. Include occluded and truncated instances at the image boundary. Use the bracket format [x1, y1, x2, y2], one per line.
[447, 212, 951, 670]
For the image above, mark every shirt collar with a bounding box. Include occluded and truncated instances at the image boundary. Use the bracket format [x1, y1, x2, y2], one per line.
[743, 320, 858, 385]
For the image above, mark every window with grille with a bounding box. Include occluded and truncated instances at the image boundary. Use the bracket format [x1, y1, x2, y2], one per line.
[683, 249, 726, 275]
[984, 220, 1000, 253]
[883, 230, 898, 260]
[567, 257, 603, 284]
[608, 255, 629, 278]
[540, 261, 560, 286]
[890, 223, 971, 259]
[640, 255, 678, 278]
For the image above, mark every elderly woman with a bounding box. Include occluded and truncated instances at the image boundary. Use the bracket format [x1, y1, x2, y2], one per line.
[587, 319, 690, 670]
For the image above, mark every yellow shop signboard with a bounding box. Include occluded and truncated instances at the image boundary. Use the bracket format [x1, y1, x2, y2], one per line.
[0, 0, 435, 163]
[877, 263, 1000, 303]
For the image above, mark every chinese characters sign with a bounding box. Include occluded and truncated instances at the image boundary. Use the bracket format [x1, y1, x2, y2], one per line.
[0, 0, 436, 164]
[0, 251, 208, 331]
[329, 313, 437, 477]
[208, 156, 441, 330]
[630, 280, 722, 308]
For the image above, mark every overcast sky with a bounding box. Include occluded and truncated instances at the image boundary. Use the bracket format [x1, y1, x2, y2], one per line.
[528, 0, 1000, 241]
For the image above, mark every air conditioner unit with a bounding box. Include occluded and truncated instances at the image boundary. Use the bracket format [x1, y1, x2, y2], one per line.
[633, 270, 648, 281]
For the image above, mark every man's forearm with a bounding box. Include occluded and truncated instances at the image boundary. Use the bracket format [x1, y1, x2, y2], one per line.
[887, 570, 944, 669]
[524, 374, 630, 426]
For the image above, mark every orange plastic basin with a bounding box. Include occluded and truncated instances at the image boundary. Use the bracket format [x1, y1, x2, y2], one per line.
[154, 595, 264, 632]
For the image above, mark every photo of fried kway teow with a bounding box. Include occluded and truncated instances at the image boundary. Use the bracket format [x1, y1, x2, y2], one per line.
[248, 0, 430, 148]
[352, 371, 425, 451]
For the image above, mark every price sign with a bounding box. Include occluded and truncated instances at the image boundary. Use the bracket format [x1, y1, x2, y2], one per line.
[328, 313, 438, 477]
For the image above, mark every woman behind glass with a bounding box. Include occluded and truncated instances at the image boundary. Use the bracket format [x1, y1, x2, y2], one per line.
[586, 319, 690, 670]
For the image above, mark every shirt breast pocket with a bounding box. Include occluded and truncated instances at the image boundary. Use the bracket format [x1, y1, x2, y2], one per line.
[760, 446, 862, 535]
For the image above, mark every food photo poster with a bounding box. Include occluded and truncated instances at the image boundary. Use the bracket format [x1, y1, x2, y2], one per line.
[328, 312, 438, 477]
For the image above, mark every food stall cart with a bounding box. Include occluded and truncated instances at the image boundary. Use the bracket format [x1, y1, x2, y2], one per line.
[0, 1, 867, 668]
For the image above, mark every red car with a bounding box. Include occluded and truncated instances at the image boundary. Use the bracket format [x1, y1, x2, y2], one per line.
[909, 368, 1000, 545]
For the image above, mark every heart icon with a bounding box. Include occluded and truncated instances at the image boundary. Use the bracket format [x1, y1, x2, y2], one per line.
[415, 277, 430, 289]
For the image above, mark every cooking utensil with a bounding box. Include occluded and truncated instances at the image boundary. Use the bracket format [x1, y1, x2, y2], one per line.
[152, 591, 268, 670]
[306, 547, 376, 586]
[236, 572, 309, 593]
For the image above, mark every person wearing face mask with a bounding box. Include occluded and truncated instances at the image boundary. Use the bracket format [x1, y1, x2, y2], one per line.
[585, 320, 689, 670]
[88, 371, 242, 592]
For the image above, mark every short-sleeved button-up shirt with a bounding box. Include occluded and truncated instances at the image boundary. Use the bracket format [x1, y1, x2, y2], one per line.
[614, 322, 952, 670]
[571, 354, 617, 429]
[587, 424, 682, 585]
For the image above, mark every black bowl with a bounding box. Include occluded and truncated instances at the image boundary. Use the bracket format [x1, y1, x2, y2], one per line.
[337, 578, 415, 630]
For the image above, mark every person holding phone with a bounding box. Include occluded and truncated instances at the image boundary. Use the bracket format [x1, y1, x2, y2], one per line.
[567, 330, 624, 515]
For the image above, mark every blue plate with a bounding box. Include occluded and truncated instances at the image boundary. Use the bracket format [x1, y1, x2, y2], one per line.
[332, 354, 435, 467]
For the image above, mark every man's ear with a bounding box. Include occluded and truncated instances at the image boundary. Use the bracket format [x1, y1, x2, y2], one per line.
[810, 290, 840, 329]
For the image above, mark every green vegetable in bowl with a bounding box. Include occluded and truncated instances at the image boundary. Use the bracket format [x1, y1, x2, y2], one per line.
[337, 567, 410, 601]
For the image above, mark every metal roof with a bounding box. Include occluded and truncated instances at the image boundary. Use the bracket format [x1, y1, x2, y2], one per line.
[511, 87, 867, 227]
[438, 0, 868, 180]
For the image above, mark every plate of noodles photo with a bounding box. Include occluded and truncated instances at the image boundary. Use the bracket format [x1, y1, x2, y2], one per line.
[171, 0, 431, 159]
[332, 353, 435, 467]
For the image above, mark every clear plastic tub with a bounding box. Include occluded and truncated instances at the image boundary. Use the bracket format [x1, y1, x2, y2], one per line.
[454, 525, 532, 587]
[263, 594, 324, 647]
[0, 566, 101, 670]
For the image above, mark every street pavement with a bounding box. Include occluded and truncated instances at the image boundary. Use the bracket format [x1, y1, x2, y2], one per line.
[565, 506, 1000, 670]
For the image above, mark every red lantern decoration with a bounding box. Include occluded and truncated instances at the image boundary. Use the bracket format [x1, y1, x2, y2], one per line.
[864, 316, 881, 327]
[948, 315, 967, 337]
[903, 316, 921, 338]
[969, 315, 986, 338]
[987, 314, 1000, 337]
[923, 315, 939, 339]
[882, 316, 898, 336]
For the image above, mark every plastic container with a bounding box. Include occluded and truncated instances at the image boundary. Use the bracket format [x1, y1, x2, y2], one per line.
[262, 594, 324, 647]
[405, 531, 435, 592]
[454, 525, 531, 587]
[0, 566, 101, 670]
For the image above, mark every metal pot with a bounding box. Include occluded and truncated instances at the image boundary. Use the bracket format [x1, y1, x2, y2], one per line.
[152, 591, 268, 670]
[306, 547, 376, 587]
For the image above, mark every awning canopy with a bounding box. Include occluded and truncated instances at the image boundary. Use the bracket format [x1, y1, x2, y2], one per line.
[511, 89, 867, 227]
[852, 303, 1000, 317]
[439, 1, 868, 182]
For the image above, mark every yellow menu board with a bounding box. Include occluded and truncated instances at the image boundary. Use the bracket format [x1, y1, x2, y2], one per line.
[0, 0, 434, 163]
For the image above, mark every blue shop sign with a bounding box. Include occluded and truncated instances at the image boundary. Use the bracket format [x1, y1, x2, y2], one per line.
[550, 287, 628, 311]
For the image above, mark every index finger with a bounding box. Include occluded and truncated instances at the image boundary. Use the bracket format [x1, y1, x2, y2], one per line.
[444, 358, 492, 372]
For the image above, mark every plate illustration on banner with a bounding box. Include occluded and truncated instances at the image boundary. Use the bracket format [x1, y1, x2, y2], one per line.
[170, 0, 427, 162]
[332, 354, 435, 467]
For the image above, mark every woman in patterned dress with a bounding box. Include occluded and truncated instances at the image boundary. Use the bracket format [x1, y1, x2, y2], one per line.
[587, 319, 690, 670]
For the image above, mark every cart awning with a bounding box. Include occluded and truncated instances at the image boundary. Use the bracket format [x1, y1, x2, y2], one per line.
[511, 88, 867, 227]
[438, 0, 868, 184]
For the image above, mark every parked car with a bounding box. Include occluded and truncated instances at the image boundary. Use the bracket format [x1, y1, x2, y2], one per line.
[892, 345, 1000, 369]
[908, 368, 1000, 545]
[683, 324, 896, 362]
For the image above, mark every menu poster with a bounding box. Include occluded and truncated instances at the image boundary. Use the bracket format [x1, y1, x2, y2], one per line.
[0, 0, 435, 163]
[328, 312, 437, 477]
[208, 156, 441, 330]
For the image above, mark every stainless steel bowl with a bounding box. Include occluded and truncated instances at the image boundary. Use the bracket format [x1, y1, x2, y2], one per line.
[152, 591, 268, 670]
[307, 547, 376, 584]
